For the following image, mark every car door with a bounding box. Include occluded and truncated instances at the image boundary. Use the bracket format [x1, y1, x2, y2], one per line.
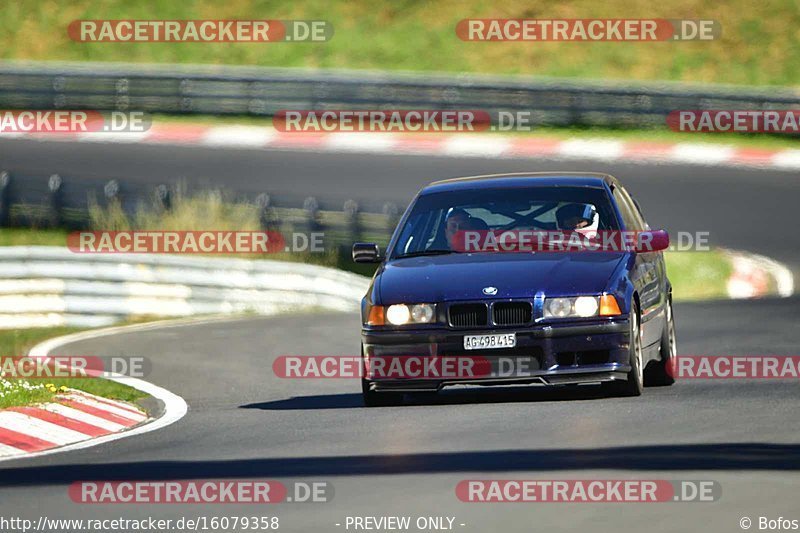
[612, 184, 665, 349]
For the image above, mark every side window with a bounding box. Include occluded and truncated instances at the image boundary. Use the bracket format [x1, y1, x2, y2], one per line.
[619, 186, 648, 230]
[612, 187, 643, 231]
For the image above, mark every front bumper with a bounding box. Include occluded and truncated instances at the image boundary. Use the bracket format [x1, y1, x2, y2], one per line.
[362, 319, 631, 392]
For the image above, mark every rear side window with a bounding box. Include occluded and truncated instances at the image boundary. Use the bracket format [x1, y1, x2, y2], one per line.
[619, 186, 648, 229]
[612, 186, 644, 231]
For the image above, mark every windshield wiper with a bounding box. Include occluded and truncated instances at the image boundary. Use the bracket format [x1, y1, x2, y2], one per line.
[394, 249, 457, 259]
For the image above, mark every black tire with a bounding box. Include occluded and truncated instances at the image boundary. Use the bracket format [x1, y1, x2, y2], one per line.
[645, 297, 676, 387]
[361, 378, 404, 407]
[605, 300, 644, 397]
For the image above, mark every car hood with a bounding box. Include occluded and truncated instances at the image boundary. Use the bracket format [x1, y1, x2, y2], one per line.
[377, 252, 628, 303]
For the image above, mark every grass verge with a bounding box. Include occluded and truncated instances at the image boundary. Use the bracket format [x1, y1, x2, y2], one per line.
[2, 0, 800, 87]
[665, 249, 732, 301]
[0, 228, 69, 247]
[0, 326, 150, 410]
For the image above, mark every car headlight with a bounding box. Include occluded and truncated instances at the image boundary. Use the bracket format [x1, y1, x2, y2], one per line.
[410, 303, 435, 323]
[546, 297, 574, 318]
[544, 295, 621, 318]
[383, 303, 436, 325]
[574, 296, 599, 317]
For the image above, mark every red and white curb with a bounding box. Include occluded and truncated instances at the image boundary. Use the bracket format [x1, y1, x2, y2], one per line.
[0, 320, 192, 462]
[0, 390, 148, 459]
[4, 124, 800, 171]
[724, 249, 795, 299]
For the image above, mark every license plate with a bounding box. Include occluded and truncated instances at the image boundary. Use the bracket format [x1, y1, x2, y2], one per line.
[463, 333, 517, 350]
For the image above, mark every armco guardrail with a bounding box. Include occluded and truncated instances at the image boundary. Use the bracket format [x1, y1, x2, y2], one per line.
[0, 246, 370, 329]
[2, 61, 800, 127]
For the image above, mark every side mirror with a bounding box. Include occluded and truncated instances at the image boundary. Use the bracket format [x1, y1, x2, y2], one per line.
[352, 242, 381, 263]
[636, 230, 669, 253]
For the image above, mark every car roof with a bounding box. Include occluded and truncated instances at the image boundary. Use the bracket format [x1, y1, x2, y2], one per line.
[420, 172, 617, 195]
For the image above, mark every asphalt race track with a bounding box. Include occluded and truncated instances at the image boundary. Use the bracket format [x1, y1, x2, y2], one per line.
[0, 137, 798, 532]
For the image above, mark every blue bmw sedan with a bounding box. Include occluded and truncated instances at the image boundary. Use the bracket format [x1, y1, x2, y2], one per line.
[353, 172, 676, 406]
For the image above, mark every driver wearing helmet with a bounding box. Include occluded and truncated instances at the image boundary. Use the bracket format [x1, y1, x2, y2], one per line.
[556, 203, 598, 231]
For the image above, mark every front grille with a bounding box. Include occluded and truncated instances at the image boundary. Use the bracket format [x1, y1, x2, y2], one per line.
[492, 302, 532, 326]
[448, 303, 488, 328]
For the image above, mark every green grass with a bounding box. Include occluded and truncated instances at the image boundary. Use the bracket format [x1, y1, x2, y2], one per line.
[0, 326, 83, 356]
[3, 0, 800, 87]
[0, 228, 69, 247]
[665, 249, 733, 301]
[0, 380, 54, 410]
[0, 327, 150, 410]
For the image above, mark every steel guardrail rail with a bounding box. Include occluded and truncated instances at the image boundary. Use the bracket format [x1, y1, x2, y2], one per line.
[2, 61, 800, 126]
[0, 246, 370, 329]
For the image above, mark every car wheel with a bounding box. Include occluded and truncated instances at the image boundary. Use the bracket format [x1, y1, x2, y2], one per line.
[645, 297, 676, 387]
[361, 378, 404, 407]
[606, 301, 644, 397]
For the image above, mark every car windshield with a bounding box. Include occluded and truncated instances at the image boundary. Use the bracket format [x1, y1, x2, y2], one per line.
[391, 186, 620, 258]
